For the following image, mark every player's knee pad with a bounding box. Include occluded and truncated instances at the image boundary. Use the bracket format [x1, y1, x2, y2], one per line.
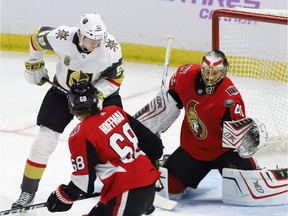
[28, 126, 60, 164]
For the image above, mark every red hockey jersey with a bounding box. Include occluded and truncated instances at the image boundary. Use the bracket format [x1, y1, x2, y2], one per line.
[169, 64, 246, 161]
[68, 106, 161, 204]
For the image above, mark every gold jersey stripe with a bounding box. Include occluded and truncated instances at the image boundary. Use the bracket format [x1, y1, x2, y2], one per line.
[30, 27, 44, 51]
[23, 162, 45, 179]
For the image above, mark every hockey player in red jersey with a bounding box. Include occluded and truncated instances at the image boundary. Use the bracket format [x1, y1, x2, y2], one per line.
[12, 13, 125, 208]
[134, 50, 263, 197]
[46, 81, 163, 215]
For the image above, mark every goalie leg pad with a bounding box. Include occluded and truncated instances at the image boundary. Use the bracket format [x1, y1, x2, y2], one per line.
[222, 168, 288, 206]
[133, 87, 180, 134]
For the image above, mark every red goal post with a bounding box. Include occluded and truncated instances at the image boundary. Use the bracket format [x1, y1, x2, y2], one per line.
[211, 8, 288, 152]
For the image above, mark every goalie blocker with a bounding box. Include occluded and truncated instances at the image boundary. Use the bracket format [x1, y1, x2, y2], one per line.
[222, 168, 288, 206]
[133, 87, 180, 135]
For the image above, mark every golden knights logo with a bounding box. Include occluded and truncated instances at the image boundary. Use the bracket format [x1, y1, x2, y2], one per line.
[66, 70, 93, 88]
[105, 39, 118, 52]
[55, 29, 69, 40]
[64, 56, 71, 66]
[186, 100, 207, 139]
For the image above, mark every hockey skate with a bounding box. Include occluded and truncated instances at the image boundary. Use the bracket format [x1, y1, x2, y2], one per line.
[144, 204, 155, 215]
[11, 191, 35, 209]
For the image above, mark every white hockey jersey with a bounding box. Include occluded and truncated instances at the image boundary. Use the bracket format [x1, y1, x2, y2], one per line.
[29, 26, 124, 98]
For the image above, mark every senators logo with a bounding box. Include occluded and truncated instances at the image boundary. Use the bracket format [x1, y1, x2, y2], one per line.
[186, 100, 207, 139]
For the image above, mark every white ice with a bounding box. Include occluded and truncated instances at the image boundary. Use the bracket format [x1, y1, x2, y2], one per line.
[0, 52, 287, 215]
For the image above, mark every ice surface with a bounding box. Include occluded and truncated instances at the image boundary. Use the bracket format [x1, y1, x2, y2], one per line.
[0, 52, 287, 215]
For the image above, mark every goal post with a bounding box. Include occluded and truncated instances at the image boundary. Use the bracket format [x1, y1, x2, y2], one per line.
[212, 8, 288, 152]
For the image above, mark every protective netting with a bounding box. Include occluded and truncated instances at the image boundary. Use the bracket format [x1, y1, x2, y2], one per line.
[213, 9, 288, 151]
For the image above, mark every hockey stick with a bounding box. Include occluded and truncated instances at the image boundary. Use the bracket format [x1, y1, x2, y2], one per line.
[0, 192, 100, 215]
[42, 77, 68, 94]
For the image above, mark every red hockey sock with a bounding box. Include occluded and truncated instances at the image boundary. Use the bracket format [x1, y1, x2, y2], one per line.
[168, 173, 186, 194]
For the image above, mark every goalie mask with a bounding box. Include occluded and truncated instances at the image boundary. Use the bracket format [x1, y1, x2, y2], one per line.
[78, 13, 107, 51]
[201, 50, 229, 94]
[68, 81, 99, 115]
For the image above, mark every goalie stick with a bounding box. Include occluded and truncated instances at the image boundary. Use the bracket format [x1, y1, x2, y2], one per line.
[161, 36, 173, 89]
[134, 36, 174, 120]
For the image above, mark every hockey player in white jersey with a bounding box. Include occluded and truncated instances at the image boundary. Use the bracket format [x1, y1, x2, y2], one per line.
[12, 13, 125, 209]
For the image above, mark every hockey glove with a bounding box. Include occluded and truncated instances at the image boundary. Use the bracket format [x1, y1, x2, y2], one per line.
[46, 184, 76, 212]
[237, 119, 268, 158]
[24, 59, 49, 86]
[96, 90, 104, 110]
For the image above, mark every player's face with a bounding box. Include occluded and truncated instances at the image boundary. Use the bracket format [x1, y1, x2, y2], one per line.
[201, 67, 223, 85]
[82, 37, 101, 52]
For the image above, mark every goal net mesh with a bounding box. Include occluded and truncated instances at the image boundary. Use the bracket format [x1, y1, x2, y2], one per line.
[212, 8, 288, 152]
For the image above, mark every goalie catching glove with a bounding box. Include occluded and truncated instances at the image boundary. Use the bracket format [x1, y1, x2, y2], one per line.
[222, 118, 268, 158]
[24, 59, 49, 86]
[236, 119, 268, 158]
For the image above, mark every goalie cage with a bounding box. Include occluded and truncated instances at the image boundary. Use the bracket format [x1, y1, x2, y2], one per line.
[212, 8, 288, 153]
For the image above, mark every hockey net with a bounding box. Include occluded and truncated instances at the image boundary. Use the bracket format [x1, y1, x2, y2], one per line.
[212, 8, 288, 152]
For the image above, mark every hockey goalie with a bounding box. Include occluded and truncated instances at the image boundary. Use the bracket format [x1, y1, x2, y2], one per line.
[133, 50, 287, 206]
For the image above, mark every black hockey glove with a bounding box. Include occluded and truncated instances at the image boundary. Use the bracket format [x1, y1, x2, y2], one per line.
[46, 184, 76, 212]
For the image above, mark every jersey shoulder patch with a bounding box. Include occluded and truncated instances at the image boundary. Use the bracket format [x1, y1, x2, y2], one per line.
[225, 86, 239, 96]
[179, 64, 193, 74]
[69, 124, 81, 137]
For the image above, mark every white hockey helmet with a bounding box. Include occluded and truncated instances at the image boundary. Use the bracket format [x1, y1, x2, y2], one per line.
[201, 50, 229, 88]
[78, 13, 107, 41]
